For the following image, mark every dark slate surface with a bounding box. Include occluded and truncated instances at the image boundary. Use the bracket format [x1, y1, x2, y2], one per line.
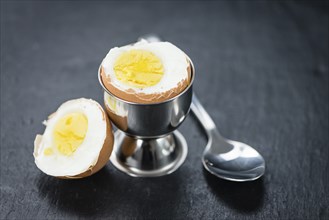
[1, 1, 328, 219]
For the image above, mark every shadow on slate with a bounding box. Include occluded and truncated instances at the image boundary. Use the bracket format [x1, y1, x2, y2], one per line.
[37, 168, 115, 216]
[203, 169, 265, 213]
[36, 167, 181, 218]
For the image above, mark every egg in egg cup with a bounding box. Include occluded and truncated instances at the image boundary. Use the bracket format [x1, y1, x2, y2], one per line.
[99, 40, 195, 177]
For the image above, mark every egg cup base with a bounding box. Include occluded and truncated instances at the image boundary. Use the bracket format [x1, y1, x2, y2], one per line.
[110, 130, 188, 177]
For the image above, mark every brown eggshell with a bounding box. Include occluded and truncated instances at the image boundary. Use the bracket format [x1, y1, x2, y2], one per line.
[100, 60, 192, 104]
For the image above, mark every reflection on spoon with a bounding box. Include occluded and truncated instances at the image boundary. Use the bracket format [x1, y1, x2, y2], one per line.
[191, 94, 265, 181]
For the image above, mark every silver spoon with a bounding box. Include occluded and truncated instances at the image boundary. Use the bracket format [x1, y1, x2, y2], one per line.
[140, 34, 265, 181]
[191, 94, 265, 181]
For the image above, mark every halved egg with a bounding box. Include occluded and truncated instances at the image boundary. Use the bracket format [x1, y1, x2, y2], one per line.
[100, 40, 191, 103]
[33, 98, 113, 178]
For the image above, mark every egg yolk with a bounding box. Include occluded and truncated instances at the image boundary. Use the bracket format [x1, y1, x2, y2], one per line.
[113, 49, 164, 88]
[44, 147, 54, 156]
[52, 113, 88, 156]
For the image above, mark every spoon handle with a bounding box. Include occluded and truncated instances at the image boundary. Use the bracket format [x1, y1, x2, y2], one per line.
[191, 93, 217, 133]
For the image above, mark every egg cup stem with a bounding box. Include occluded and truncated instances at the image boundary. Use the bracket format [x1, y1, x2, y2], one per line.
[110, 130, 188, 177]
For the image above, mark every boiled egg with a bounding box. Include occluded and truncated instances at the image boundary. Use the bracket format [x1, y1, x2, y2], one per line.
[100, 40, 191, 103]
[33, 98, 113, 178]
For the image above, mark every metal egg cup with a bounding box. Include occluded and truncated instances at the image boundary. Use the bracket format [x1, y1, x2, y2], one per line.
[98, 60, 195, 177]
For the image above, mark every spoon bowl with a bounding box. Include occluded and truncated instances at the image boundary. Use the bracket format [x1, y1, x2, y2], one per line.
[191, 94, 265, 182]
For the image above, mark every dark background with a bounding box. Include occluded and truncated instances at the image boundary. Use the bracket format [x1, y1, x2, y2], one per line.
[1, 1, 328, 219]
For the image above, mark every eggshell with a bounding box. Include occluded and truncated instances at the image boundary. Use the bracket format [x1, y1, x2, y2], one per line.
[100, 61, 191, 104]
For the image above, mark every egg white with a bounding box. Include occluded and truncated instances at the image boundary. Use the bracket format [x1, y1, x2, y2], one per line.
[101, 40, 189, 94]
[34, 98, 107, 177]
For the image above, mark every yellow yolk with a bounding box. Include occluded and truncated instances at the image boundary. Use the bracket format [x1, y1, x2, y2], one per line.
[44, 147, 54, 156]
[113, 49, 164, 88]
[53, 113, 88, 156]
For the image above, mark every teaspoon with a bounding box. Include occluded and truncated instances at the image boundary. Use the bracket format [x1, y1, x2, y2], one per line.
[191, 94, 265, 181]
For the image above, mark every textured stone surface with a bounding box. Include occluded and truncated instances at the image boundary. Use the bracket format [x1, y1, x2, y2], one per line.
[1, 1, 328, 219]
